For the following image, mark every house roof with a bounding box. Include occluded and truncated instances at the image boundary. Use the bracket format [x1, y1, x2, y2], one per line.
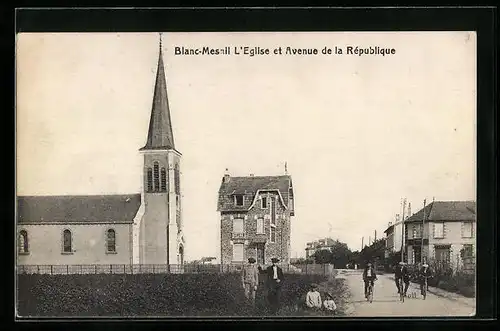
[217, 175, 293, 212]
[404, 201, 476, 223]
[140, 39, 175, 151]
[17, 194, 141, 224]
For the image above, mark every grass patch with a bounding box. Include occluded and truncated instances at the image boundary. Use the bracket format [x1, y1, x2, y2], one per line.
[17, 272, 348, 317]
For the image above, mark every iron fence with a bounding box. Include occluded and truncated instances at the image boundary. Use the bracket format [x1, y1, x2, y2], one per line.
[17, 263, 335, 276]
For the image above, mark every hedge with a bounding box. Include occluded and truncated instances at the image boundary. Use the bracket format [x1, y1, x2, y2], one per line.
[17, 273, 347, 317]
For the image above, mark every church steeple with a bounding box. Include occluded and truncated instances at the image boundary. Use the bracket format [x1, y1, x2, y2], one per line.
[140, 33, 176, 151]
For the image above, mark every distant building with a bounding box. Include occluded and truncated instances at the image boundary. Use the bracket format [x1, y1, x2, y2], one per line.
[383, 219, 404, 258]
[305, 238, 335, 258]
[217, 171, 295, 265]
[403, 201, 476, 268]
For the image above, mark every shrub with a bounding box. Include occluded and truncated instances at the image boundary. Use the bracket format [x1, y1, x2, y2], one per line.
[17, 272, 348, 317]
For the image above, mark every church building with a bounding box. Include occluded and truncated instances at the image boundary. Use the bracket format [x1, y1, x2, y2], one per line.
[17, 37, 185, 268]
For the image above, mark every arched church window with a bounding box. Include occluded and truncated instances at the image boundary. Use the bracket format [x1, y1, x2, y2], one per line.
[147, 168, 153, 192]
[153, 162, 160, 192]
[106, 229, 116, 253]
[161, 167, 167, 192]
[62, 229, 72, 253]
[19, 230, 29, 254]
[174, 163, 180, 194]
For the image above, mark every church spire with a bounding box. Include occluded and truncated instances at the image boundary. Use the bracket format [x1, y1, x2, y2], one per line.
[140, 33, 176, 151]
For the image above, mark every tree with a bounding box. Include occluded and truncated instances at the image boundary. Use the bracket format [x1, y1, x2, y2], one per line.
[313, 249, 333, 264]
[329, 239, 353, 268]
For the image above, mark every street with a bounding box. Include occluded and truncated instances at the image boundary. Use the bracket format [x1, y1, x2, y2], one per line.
[337, 269, 476, 317]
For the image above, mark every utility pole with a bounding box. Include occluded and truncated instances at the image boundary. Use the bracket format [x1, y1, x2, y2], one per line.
[361, 237, 364, 250]
[421, 199, 426, 264]
[374, 230, 377, 242]
[400, 198, 407, 263]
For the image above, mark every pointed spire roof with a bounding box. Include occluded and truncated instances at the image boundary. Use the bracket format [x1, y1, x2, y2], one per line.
[140, 34, 175, 151]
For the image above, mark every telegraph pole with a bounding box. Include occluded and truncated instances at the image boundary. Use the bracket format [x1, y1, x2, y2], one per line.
[361, 237, 364, 250]
[421, 199, 426, 264]
[400, 198, 407, 263]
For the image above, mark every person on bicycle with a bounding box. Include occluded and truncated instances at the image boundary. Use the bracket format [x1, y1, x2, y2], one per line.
[363, 262, 377, 299]
[394, 261, 410, 296]
[419, 263, 432, 296]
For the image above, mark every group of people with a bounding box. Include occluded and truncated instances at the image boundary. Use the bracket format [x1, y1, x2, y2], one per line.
[361, 260, 433, 299]
[241, 257, 284, 314]
[241, 257, 337, 315]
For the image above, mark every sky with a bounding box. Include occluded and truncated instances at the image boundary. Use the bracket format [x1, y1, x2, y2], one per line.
[16, 32, 476, 261]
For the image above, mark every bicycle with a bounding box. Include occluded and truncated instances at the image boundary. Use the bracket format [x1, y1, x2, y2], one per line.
[422, 276, 428, 300]
[366, 280, 375, 303]
[398, 278, 405, 303]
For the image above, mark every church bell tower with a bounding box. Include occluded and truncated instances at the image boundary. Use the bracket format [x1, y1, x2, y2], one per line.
[138, 34, 185, 266]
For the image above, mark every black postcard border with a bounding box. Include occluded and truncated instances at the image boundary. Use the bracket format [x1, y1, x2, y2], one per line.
[6, 6, 498, 328]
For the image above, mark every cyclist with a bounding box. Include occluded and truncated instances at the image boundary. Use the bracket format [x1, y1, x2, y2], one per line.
[363, 261, 377, 299]
[419, 263, 432, 296]
[394, 261, 410, 296]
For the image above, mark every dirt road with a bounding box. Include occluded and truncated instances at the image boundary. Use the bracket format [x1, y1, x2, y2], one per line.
[337, 269, 475, 317]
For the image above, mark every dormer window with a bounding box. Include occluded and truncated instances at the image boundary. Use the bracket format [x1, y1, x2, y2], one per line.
[234, 195, 244, 207]
[261, 196, 268, 209]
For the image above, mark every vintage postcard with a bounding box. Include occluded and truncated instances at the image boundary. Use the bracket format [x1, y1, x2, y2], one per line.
[16, 31, 476, 318]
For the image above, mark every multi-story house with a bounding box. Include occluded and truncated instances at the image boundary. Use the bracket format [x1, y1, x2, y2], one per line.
[383, 219, 404, 258]
[403, 200, 476, 268]
[217, 171, 295, 266]
[305, 238, 335, 258]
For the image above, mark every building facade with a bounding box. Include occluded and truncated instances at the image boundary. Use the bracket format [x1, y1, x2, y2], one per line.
[403, 201, 476, 268]
[383, 220, 404, 258]
[17, 38, 185, 267]
[305, 238, 335, 259]
[217, 171, 295, 266]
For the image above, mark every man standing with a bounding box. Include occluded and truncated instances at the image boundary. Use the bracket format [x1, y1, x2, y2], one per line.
[241, 257, 259, 306]
[394, 261, 410, 296]
[266, 257, 284, 315]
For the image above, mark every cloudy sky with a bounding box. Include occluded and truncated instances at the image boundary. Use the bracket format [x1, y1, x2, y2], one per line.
[16, 32, 476, 260]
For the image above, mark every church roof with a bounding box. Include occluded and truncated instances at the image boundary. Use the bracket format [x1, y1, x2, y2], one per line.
[404, 200, 476, 223]
[17, 194, 141, 224]
[140, 37, 176, 151]
[217, 175, 293, 212]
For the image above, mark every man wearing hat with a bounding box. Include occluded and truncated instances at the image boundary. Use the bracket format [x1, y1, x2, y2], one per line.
[241, 257, 259, 306]
[265, 257, 284, 314]
[418, 263, 432, 296]
[394, 261, 410, 296]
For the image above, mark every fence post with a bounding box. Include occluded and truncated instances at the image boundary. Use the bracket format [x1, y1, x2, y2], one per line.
[110, 264, 113, 274]
[153, 264, 155, 274]
[37, 265, 40, 274]
[81, 265, 83, 274]
[67, 265, 69, 274]
[95, 265, 97, 274]
[124, 264, 126, 274]
[51, 265, 53, 275]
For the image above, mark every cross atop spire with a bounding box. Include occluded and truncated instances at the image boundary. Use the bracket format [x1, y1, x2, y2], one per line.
[140, 33, 176, 151]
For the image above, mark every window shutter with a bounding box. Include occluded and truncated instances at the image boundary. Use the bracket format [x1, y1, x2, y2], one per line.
[443, 223, 447, 238]
[461, 222, 464, 237]
[472, 222, 475, 238]
[432, 224, 435, 238]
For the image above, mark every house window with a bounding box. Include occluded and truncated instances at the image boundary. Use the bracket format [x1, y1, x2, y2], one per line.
[462, 222, 473, 238]
[435, 245, 450, 263]
[257, 218, 265, 234]
[462, 244, 474, 258]
[147, 168, 153, 192]
[261, 196, 268, 209]
[233, 243, 244, 262]
[270, 226, 276, 243]
[412, 224, 422, 238]
[270, 197, 276, 226]
[106, 229, 116, 253]
[153, 162, 160, 192]
[234, 195, 244, 207]
[62, 229, 72, 253]
[18, 230, 29, 254]
[233, 218, 244, 234]
[433, 222, 445, 238]
[161, 167, 167, 192]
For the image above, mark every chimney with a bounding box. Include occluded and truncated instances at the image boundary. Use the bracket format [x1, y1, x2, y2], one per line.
[249, 173, 254, 177]
[223, 168, 230, 183]
[408, 203, 412, 217]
